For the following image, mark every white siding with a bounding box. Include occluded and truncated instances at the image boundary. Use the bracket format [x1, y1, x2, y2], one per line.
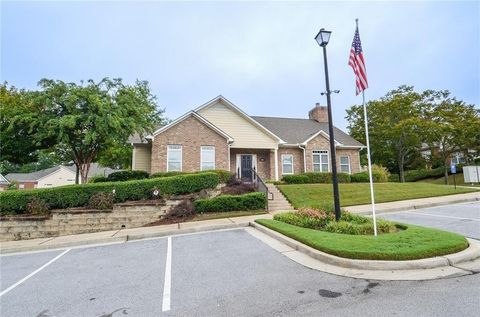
[198, 101, 278, 149]
[37, 168, 77, 188]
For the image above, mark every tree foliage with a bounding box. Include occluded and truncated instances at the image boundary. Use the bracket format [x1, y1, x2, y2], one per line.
[346, 85, 479, 183]
[37, 78, 162, 183]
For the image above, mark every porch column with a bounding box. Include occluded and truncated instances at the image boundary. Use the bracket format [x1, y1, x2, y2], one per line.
[274, 148, 279, 181]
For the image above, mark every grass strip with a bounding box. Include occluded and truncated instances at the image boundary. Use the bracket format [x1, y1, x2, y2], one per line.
[256, 219, 468, 261]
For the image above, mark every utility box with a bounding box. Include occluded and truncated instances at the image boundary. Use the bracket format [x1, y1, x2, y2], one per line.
[463, 166, 480, 183]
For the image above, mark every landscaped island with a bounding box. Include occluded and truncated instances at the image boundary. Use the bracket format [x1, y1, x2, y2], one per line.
[256, 207, 469, 261]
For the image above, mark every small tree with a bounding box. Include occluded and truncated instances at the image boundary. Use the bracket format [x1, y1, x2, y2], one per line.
[38, 78, 163, 183]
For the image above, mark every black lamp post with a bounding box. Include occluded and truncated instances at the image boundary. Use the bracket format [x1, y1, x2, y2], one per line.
[315, 28, 341, 221]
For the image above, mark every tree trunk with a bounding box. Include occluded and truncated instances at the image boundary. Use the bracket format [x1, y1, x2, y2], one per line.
[444, 166, 449, 185]
[75, 163, 80, 184]
[398, 153, 405, 183]
[79, 163, 92, 184]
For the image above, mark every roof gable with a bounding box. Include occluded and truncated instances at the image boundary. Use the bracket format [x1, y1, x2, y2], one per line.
[151, 111, 234, 141]
[195, 96, 285, 144]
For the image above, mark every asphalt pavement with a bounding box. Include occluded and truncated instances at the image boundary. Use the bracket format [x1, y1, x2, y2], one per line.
[379, 201, 480, 239]
[1, 229, 479, 317]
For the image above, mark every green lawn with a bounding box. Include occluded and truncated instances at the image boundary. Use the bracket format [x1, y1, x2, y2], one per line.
[256, 219, 468, 260]
[278, 182, 477, 209]
[419, 173, 480, 187]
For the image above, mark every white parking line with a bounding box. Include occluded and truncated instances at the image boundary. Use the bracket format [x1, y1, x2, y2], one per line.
[0, 249, 71, 297]
[162, 236, 172, 312]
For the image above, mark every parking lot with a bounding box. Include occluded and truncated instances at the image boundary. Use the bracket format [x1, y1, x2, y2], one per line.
[1, 226, 480, 317]
[379, 201, 480, 239]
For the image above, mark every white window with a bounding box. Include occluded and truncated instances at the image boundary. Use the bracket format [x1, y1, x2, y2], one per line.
[282, 154, 294, 175]
[201, 146, 215, 171]
[340, 156, 351, 174]
[19, 184, 25, 189]
[167, 145, 182, 171]
[451, 153, 465, 165]
[313, 150, 329, 172]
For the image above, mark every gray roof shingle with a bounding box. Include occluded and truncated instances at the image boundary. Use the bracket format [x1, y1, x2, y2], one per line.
[252, 116, 364, 147]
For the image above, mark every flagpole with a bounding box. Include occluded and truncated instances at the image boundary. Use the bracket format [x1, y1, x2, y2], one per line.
[355, 18, 377, 237]
[362, 90, 377, 236]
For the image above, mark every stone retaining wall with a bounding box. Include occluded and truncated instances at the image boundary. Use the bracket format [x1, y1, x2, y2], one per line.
[0, 200, 181, 241]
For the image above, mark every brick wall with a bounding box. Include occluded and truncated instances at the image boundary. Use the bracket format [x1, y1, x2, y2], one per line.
[151, 116, 229, 174]
[303, 133, 361, 174]
[229, 148, 271, 180]
[277, 148, 305, 176]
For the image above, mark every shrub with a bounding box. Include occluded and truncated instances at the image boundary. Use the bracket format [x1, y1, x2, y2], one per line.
[274, 208, 334, 230]
[0, 172, 219, 215]
[403, 167, 460, 182]
[282, 172, 350, 184]
[221, 183, 255, 195]
[163, 199, 196, 220]
[194, 192, 266, 213]
[106, 170, 150, 182]
[336, 173, 351, 183]
[150, 170, 234, 184]
[88, 192, 114, 210]
[351, 172, 370, 183]
[273, 208, 396, 235]
[26, 197, 50, 215]
[150, 171, 185, 178]
[351, 170, 389, 183]
[90, 176, 109, 183]
[282, 175, 309, 184]
[371, 165, 391, 182]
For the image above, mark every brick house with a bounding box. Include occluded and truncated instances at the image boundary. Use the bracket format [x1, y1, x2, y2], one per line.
[131, 96, 364, 181]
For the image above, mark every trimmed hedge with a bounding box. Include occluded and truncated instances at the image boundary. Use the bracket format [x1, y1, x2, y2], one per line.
[151, 170, 233, 184]
[282, 172, 351, 184]
[0, 173, 219, 215]
[194, 192, 266, 213]
[106, 170, 149, 182]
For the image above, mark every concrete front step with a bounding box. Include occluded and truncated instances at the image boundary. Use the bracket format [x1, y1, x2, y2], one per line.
[266, 184, 294, 211]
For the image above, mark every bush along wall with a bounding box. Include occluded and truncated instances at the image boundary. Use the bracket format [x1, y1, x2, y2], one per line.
[194, 192, 266, 213]
[0, 173, 219, 215]
[282, 172, 351, 184]
[151, 170, 234, 184]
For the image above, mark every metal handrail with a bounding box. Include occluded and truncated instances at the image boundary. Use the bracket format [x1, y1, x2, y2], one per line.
[251, 167, 274, 203]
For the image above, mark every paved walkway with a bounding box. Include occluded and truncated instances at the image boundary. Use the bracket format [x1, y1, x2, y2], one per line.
[1, 191, 479, 254]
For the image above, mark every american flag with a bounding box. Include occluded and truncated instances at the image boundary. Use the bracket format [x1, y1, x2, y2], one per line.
[348, 25, 368, 95]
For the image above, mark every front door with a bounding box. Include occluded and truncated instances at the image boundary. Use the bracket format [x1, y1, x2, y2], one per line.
[240, 155, 253, 181]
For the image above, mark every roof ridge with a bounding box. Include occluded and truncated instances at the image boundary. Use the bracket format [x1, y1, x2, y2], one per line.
[252, 115, 314, 121]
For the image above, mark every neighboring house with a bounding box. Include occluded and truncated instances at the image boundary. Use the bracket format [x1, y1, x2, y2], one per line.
[0, 173, 10, 191]
[5, 163, 119, 190]
[420, 143, 475, 167]
[130, 96, 364, 181]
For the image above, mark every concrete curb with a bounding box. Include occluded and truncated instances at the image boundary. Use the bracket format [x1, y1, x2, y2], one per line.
[0, 222, 249, 255]
[249, 221, 480, 279]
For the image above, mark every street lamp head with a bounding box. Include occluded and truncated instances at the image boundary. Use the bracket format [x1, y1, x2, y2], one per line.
[315, 28, 332, 47]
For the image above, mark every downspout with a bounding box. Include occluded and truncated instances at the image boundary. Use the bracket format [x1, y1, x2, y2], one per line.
[227, 140, 233, 172]
[298, 144, 307, 173]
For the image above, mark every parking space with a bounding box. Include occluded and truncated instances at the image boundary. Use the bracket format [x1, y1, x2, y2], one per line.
[1, 228, 479, 316]
[379, 201, 480, 239]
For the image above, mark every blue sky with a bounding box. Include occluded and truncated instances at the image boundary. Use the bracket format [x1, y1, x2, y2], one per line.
[1, 1, 479, 130]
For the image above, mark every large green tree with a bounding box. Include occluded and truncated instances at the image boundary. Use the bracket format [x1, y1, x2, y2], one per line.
[346, 85, 425, 182]
[0, 83, 55, 165]
[38, 78, 162, 183]
[422, 93, 480, 184]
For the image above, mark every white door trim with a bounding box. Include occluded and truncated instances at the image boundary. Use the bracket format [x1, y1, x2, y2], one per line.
[236, 154, 257, 177]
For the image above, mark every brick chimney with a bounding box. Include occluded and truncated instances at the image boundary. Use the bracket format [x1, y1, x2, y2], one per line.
[308, 103, 328, 123]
